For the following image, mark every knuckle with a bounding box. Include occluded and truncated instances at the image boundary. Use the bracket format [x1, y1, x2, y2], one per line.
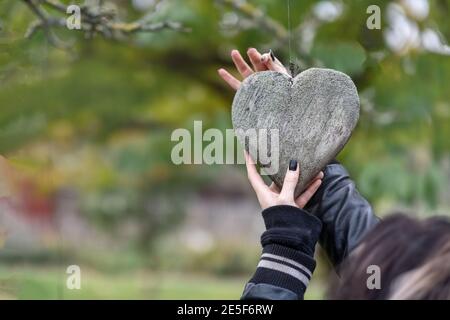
[284, 174, 297, 184]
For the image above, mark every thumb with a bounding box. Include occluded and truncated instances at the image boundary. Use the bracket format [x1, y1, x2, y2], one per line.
[261, 50, 289, 74]
[279, 160, 300, 201]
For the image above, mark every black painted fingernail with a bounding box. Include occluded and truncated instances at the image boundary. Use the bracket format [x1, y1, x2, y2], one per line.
[289, 160, 297, 171]
[269, 49, 275, 61]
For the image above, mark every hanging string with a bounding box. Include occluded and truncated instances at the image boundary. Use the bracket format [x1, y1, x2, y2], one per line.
[287, 0, 292, 63]
[287, 0, 297, 77]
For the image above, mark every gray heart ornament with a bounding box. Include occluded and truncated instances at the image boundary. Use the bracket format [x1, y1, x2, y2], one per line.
[232, 68, 360, 197]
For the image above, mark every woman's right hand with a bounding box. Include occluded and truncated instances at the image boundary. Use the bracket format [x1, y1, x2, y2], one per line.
[244, 151, 323, 210]
[218, 48, 289, 91]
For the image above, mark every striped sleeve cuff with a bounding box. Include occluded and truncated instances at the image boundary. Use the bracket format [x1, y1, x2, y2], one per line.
[248, 243, 316, 298]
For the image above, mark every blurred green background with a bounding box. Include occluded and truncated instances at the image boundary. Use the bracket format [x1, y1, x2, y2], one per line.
[0, 0, 449, 299]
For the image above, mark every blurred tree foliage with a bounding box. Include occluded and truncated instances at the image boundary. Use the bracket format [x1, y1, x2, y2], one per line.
[0, 0, 449, 246]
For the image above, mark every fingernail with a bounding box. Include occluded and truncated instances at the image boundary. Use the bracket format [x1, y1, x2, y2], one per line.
[289, 160, 297, 171]
[269, 49, 275, 61]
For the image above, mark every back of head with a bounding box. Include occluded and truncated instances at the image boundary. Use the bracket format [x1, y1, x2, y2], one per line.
[328, 213, 450, 300]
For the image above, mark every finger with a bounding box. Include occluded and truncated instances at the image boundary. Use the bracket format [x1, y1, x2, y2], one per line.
[279, 160, 300, 201]
[244, 151, 269, 196]
[300, 171, 324, 203]
[231, 50, 253, 78]
[316, 171, 325, 180]
[247, 48, 267, 72]
[307, 171, 324, 188]
[218, 68, 241, 90]
[296, 179, 322, 209]
[269, 182, 280, 193]
[261, 51, 289, 75]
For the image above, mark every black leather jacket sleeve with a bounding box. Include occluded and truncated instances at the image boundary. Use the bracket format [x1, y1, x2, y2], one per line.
[304, 162, 380, 267]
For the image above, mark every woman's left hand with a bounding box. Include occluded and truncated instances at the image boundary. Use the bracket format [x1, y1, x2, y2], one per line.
[244, 151, 323, 210]
[218, 48, 288, 91]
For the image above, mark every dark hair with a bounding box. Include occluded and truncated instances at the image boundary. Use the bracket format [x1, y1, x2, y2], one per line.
[328, 213, 450, 300]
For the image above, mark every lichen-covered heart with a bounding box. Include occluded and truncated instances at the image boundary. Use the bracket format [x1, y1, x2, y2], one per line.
[232, 68, 360, 197]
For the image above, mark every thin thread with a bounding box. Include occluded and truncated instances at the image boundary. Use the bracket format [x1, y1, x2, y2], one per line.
[287, 0, 292, 64]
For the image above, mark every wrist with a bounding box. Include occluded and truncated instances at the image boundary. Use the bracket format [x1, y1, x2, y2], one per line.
[260, 205, 322, 256]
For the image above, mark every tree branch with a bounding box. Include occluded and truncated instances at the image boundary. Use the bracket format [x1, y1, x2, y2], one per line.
[216, 0, 314, 68]
[21, 0, 190, 47]
[217, 0, 288, 41]
[23, 0, 67, 47]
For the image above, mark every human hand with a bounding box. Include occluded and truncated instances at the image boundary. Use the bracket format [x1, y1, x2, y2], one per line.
[244, 151, 323, 210]
[218, 48, 289, 91]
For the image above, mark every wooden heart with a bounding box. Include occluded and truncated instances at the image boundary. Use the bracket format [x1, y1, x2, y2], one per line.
[232, 68, 360, 197]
